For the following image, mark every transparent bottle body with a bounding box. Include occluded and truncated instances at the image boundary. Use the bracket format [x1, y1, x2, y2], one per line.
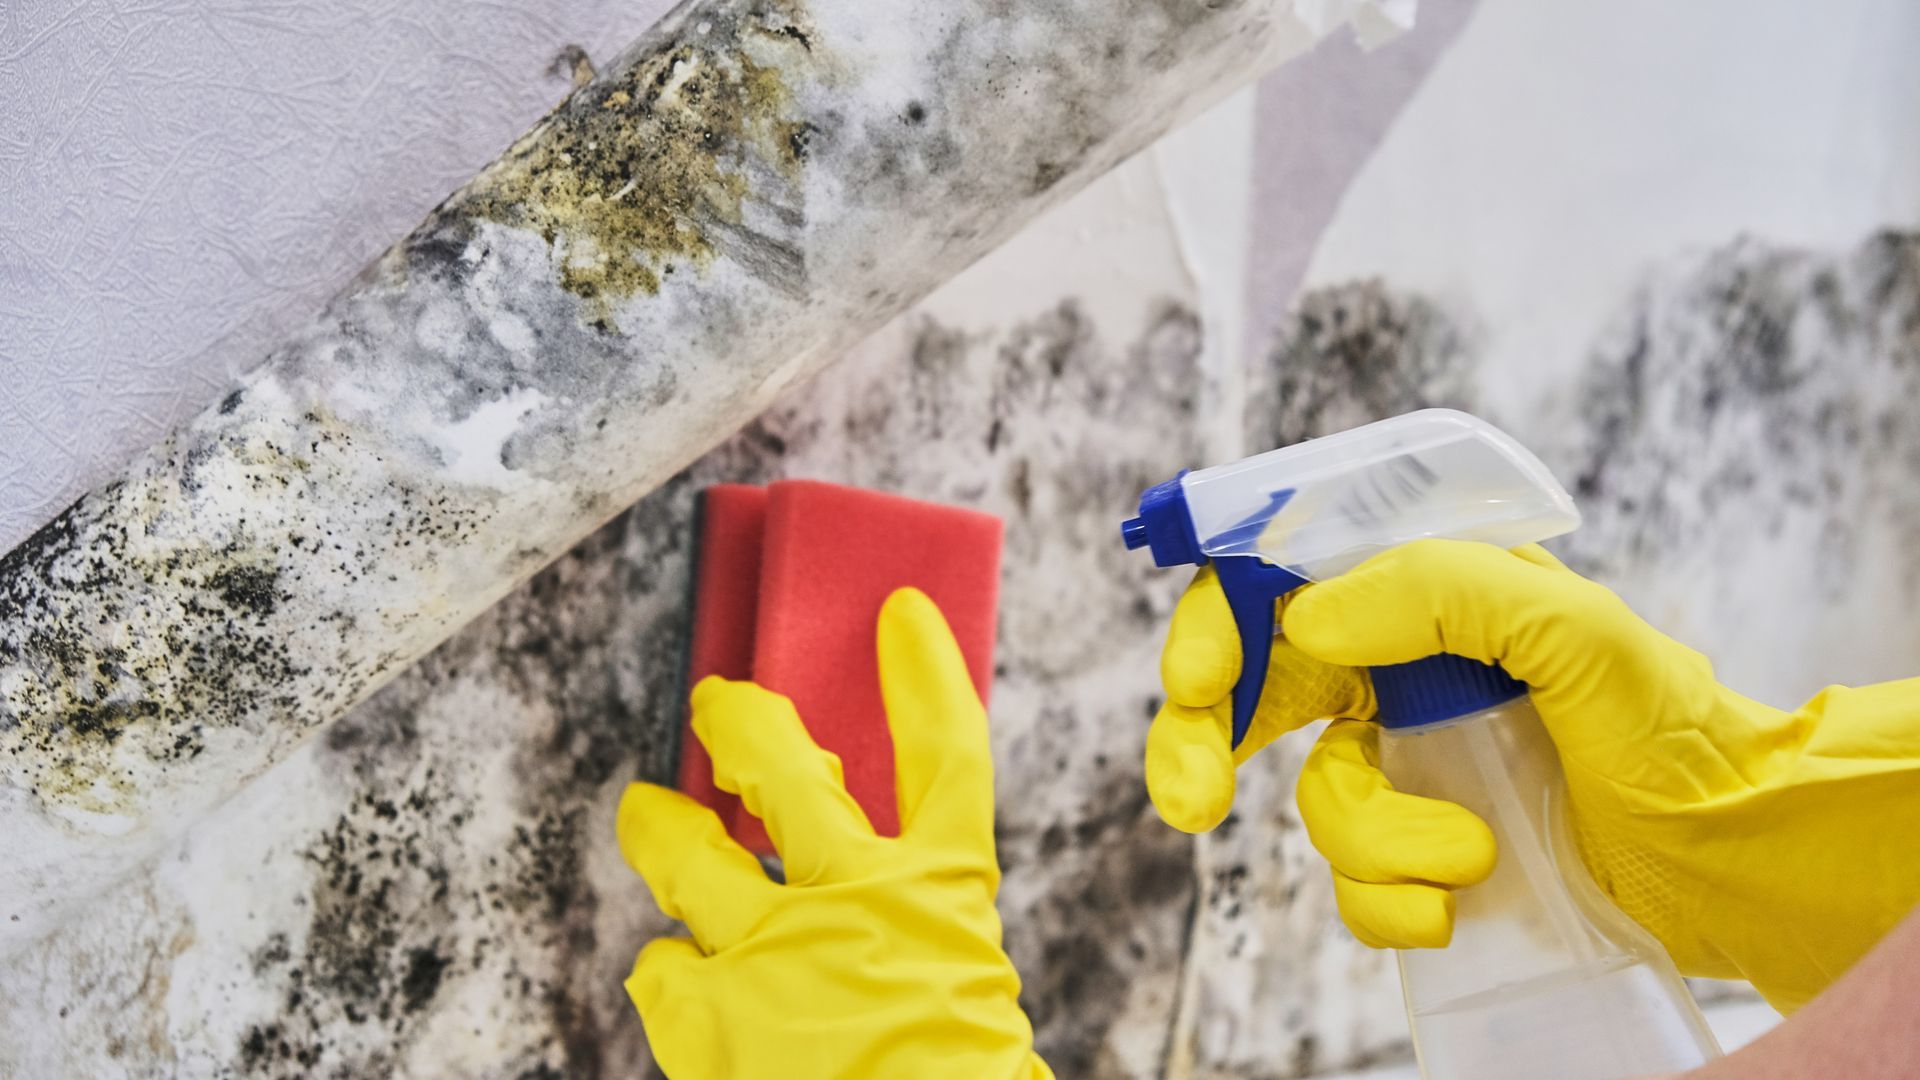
[1181, 409, 1580, 580]
[1376, 697, 1721, 1080]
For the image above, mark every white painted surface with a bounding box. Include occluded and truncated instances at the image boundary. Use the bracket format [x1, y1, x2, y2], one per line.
[1300, 0, 1920, 706]
[1308, 0, 1920, 417]
[1156, 87, 1259, 464]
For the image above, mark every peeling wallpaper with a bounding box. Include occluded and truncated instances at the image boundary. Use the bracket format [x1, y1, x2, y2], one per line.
[0, 0, 684, 551]
[0, 0, 1377, 958]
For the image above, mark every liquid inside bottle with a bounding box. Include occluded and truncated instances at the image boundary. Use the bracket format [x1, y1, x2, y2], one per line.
[1376, 697, 1721, 1080]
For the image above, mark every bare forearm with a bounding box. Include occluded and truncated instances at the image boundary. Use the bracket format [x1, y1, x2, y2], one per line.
[1674, 904, 1920, 1079]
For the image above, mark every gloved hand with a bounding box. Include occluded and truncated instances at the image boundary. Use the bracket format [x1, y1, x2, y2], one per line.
[1145, 563, 1374, 832]
[1149, 539, 1920, 1013]
[617, 587, 1052, 1079]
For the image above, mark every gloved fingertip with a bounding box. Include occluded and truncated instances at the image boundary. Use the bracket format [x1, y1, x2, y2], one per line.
[1277, 587, 1357, 663]
[626, 937, 705, 1014]
[879, 584, 938, 624]
[875, 584, 976, 720]
[1342, 908, 1395, 951]
[615, 782, 723, 883]
[690, 677, 796, 753]
[1147, 750, 1235, 834]
[1387, 888, 1456, 950]
[1371, 792, 1499, 888]
[1442, 815, 1498, 888]
[615, 782, 672, 849]
[689, 674, 734, 712]
[1334, 875, 1457, 950]
[1146, 705, 1235, 832]
[629, 958, 725, 1080]
[1509, 543, 1569, 572]
[1151, 776, 1234, 833]
[1161, 635, 1238, 707]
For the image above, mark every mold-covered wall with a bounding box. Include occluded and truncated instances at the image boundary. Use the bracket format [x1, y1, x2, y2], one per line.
[0, 0, 1384, 953]
[6, 1, 1920, 1077]
[0, 151, 1229, 1077]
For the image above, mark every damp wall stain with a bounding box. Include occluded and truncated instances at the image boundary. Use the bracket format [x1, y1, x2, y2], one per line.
[11, 213, 1918, 1077]
[1245, 278, 1476, 447]
[1565, 233, 1920, 577]
[0, 413, 484, 817]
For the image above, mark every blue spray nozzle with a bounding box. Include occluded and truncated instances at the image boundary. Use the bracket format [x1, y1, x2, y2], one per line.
[1123, 471, 1305, 747]
[1124, 412, 1581, 741]
[1122, 470, 1521, 742]
[1124, 472, 1206, 568]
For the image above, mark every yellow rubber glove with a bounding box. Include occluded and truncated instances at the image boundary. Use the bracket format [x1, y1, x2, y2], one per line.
[1151, 540, 1920, 1013]
[1144, 564, 1493, 951]
[1145, 564, 1376, 832]
[617, 587, 1052, 1080]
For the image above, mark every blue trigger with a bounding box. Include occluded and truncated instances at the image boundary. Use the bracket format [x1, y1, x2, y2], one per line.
[1212, 557, 1308, 748]
[1123, 478, 1308, 746]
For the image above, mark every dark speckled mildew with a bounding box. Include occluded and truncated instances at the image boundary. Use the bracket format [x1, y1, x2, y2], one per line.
[1246, 278, 1476, 448]
[212, 507, 694, 1078]
[1562, 231, 1920, 587]
[141, 297, 1209, 1078]
[0, 0, 1355, 957]
[1009, 772, 1195, 1077]
[0, 490, 297, 796]
[234, 774, 469, 1076]
[0, 415, 486, 813]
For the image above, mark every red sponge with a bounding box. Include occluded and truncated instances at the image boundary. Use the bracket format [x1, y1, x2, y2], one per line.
[675, 484, 769, 832]
[678, 480, 1004, 855]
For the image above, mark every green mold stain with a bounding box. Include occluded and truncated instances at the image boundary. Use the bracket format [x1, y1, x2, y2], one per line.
[454, 3, 816, 322]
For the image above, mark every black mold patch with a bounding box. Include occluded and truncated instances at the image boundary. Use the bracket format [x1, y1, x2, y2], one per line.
[400, 946, 451, 1014]
[227, 777, 465, 1077]
[1007, 773, 1196, 1078]
[217, 498, 682, 1076]
[835, 0, 1257, 234]
[208, 565, 281, 616]
[1250, 278, 1475, 449]
[0, 414, 488, 813]
[1563, 231, 1920, 589]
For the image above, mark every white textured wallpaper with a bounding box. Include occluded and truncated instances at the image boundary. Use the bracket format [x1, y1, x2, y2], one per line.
[0, 0, 678, 551]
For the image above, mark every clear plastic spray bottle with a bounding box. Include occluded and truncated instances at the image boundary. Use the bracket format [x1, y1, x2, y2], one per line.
[1121, 409, 1721, 1079]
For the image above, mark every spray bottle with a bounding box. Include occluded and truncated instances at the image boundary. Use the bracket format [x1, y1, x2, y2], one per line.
[1121, 409, 1721, 1079]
